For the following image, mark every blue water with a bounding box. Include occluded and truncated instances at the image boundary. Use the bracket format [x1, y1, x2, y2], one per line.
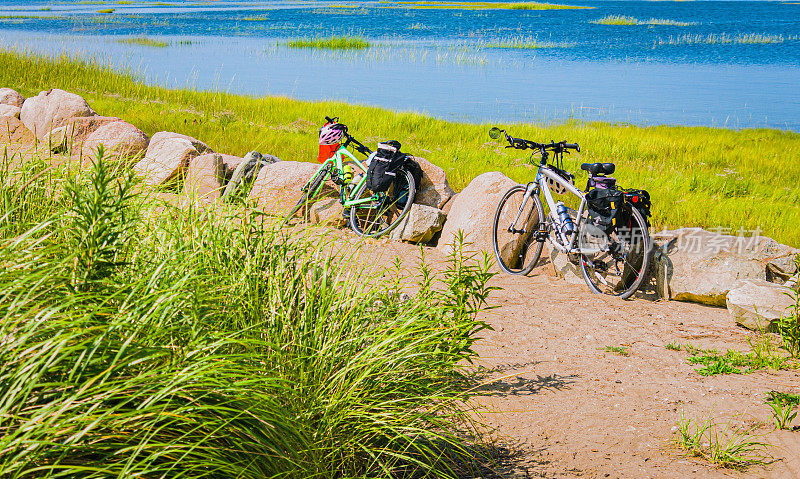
[1, 0, 799, 130]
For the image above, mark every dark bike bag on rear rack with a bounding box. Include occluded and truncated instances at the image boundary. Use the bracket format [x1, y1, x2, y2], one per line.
[586, 188, 625, 234]
[367, 141, 404, 193]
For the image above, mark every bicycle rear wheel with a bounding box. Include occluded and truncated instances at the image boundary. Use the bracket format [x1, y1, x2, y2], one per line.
[349, 169, 415, 238]
[579, 205, 650, 299]
[492, 185, 546, 275]
[283, 164, 330, 226]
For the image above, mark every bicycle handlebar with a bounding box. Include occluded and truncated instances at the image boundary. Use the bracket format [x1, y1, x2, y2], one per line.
[492, 127, 580, 154]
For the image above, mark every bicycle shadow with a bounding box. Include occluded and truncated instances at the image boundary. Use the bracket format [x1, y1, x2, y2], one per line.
[469, 362, 579, 397]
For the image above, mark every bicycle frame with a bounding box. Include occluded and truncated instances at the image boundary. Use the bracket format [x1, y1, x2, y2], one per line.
[510, 165, 605, 255]
[310, 145, 378, 207]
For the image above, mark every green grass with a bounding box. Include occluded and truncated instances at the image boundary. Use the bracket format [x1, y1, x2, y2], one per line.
[592, 15, 697, 26]
[766, 391, 800, 406]
[485, 38, 574, 49]
[395, 1, 590, 10]
[657, 33, 795, 46]
[676, 411, 772, 468]
[592, 15, 638, 25]
[1, 48, 800, 246]
[115, 36, 169, 48]
[97, 7, 115, 13]
[601, 345, 630, 356]
[0, 149, 498, 476]
[665, 342, 682, 351]
[281, 36, 371, 50]
[686, 346, 795, 376]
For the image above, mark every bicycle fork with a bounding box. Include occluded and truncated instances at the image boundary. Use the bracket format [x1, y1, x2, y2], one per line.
[507, 182, 539, 235]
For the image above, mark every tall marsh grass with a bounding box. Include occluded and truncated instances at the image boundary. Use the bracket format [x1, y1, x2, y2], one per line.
[282, 36, 371, 50]
[0, 49, 799, 245]
[0, 151, 497, 476]
[657, 33, 795, 45]
[395, 1, 590, 10]
[592, 15, 697, 26]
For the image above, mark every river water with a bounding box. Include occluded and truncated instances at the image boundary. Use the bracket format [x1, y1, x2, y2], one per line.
[1, 0, 798, 130]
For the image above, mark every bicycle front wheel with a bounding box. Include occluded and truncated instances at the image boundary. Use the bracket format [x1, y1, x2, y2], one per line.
[283, 165, 330, 226]
[349, 169, 416, 238]
[492, 185, 546, 275]
[579, 205, 650, 299]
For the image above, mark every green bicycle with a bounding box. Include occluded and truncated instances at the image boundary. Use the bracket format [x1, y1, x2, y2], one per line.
[284, 116, 417, 238]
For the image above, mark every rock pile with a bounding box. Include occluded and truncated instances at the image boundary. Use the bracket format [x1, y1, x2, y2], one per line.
[4, 85, 798, 332]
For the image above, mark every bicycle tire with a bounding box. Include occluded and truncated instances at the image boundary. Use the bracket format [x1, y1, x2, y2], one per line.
[349, 169, 416, 238]
[579, 205, 650, 300]
[492, 185, 546, 275]
[283, 165, 330, 226]
[222, 154, 262, 201]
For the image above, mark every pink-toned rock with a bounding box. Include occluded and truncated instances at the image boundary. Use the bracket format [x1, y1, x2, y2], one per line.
[412, 156, 455, 209]
[219, 154, 245, 180]
[83, 120, 149, 159]
[20, 89, 96, 138]
[68, 116, 121, 142]
[0, 88, 24, 108]
[0, 104, 21, 119]
[133, 132, 211, 186]
[0, 116, 22, 137]
[183, 153, 225, 202]
[438, 172, 518, 259]
[309, 197, 347, 227]
[248, 161, 335, 214]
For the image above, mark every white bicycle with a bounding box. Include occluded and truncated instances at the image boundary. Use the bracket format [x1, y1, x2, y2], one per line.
[489, 127, 650, 299]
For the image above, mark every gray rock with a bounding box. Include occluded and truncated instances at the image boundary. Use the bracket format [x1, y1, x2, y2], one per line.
[390, 203, 447, 244]
[20, 89, 96, 138]
[652, 228, 799, 306]
[412, 156, 455, 209]
[0, 88, 24, 108]
[726, 279, 796, 331]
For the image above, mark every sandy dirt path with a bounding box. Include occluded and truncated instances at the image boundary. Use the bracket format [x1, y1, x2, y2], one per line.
[365, 238, 800, 479]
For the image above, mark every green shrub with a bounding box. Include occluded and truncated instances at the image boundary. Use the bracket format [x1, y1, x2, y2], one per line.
[0, 153, 496, 477]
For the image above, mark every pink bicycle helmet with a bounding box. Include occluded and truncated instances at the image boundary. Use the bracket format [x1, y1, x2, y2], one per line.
[319, 123, 345, 145]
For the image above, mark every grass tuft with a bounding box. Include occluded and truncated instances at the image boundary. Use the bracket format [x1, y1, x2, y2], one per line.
[676, 411, 772, 468]
[281, 36, 371, 50]
[592, 15, 638, 25]
[601, 345, 630, 356]
[0, 150, 498, 476]
[115, 36, 169, 48]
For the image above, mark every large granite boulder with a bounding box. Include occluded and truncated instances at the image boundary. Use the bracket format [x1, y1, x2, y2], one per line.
[183, 153, 224, 203]
[390, 203, 447, 244]
[20, 89, 96, 138]
[438, 171, 517, 259]
[83, 120, 149, 159]
[248, 161, 335, 214]
[411, 156, 455, 209]
[309, 197, 347, 228]
[0, 104, 21, 119]
[726, 279, 796, 331]
[653, 228, 799, 306]
[0, 88, 24, 108]
[133, 132, 211, 186]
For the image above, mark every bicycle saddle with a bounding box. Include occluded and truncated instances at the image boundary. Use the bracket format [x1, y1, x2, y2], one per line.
[581, 162, 615, 176]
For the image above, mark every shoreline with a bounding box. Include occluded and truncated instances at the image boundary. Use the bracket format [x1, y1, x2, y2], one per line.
[1, 47, 799, 246]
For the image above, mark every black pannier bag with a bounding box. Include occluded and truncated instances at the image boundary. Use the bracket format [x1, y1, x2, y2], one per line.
[586, 188, 625, 234]
[393, 156, 423, 208]
[367, 140, 404, 193]
[619, 188, 652, 228]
